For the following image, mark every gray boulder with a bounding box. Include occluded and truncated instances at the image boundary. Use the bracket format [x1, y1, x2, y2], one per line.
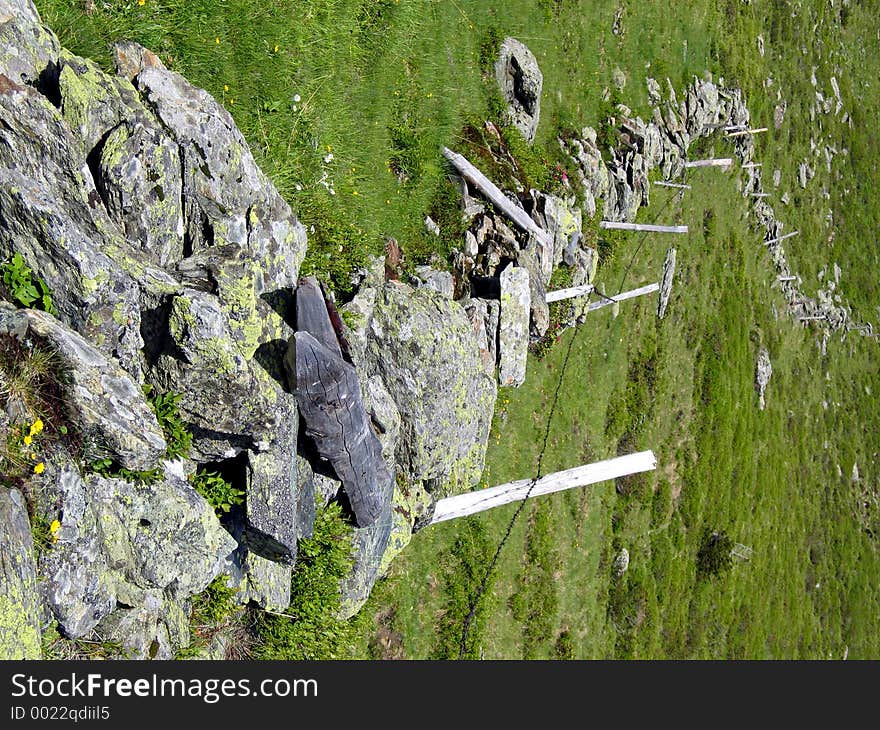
[133, 59, 307, 290]
[495, 37, 542, 143]
[0, 79, 148, 378]
[97, 120, 184, 268]
[0, 7, 60, 87]
[755, 348, 772, 410]
[361, 282, 497, 493]
[657, 248, 677, 320]
[95, 590, 189, 660]
[0, 488, 42, 659]
[40, 466, 236, 639]
[153, 288, 287, 461]
[338, 471, 395, 619]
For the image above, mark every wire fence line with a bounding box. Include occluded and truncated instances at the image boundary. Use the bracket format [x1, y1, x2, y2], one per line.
[456, 179, 688, 659]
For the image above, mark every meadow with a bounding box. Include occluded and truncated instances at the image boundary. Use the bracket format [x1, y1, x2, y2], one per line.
[36, 0, 880, 658]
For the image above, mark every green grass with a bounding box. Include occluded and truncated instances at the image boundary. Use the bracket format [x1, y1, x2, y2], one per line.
[33, 0, 880, 659]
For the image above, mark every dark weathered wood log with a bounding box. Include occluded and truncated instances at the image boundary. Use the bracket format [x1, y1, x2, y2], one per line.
[295, 276, 342, 358]
[288, 332, 390, 527]
[318, 279, 354, 363]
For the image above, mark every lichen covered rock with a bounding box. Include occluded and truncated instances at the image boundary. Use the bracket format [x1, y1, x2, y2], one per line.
[41, 466, 236, 639]
[362, 281, 497, 493]
[0, 488, 42, 659]
[0, 304, 166, 471]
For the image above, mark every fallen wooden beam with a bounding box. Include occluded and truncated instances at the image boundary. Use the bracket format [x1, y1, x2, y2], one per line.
[545, 283, 594, 303]
[684, 158, 734, 169]
[587, 282, 660, 312]
[653, 181, 692, 190]
[429, 450, 657, 524]
[441, 146, 550, 246]
[601, 221, 688, 234]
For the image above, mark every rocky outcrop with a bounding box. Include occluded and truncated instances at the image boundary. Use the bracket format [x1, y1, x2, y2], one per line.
[495, 37, 542, 143]
[0, 488, 42, 659]
[0, 1, 313, 656]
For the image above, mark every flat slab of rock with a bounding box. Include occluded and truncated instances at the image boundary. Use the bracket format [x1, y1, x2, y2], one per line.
[0, 305, 166, 471]
[0, 488, 42, 659]
[498, 265, 531, 387]
[755, 348, 772, 410]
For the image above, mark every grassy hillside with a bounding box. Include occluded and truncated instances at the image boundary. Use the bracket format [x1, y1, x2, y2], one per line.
[36, 0, 880, 658]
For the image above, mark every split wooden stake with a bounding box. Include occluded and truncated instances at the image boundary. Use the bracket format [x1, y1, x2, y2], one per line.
[587, 283, 660, 312]
[764, 230, 800, 245]
[653, 181, 692, 189]
[601, 221, 688, 234]
[429, 451, 658, 524]
[726, 127, 769, 137]
[440, 146, 551, 247]
[545, 283, 594, 303]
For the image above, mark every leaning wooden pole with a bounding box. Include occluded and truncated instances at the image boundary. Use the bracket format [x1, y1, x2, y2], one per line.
[587, 282, 660, 312]
[545, 283, 594, 303]
[441, 146, 551, 246]
[600, 221, 688, 234]
[726, 127, 769, 138]
[429, 451, 658, 524]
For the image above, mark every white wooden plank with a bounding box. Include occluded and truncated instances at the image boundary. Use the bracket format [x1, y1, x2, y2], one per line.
[430, 451, 657, 524]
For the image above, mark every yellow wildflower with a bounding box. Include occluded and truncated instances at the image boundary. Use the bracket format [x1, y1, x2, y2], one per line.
[30, 418, 43, 435]
[50, 519, 61, 541]
[215, 37, 220, 45]
[224, 84, 229, 92]
[274, 44, 279, 53]
[138, 0, 145, 5]
[34, 462, 45, 474]
[23, 434, 32, 446]
[29, 452, 37, 460]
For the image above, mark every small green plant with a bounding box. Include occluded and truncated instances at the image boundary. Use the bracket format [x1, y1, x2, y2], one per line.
[696, 528, 735, 578]
[252, 499, 356, 660]
[143, 385, 192, 460]
[88, 456, 162, 485]
[0, 253, 55, 314]
[191, 470, 245, 514]
[177, 576, 247, 659]
[86, 385, 191, 482]
[554, 629, 576, 660]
